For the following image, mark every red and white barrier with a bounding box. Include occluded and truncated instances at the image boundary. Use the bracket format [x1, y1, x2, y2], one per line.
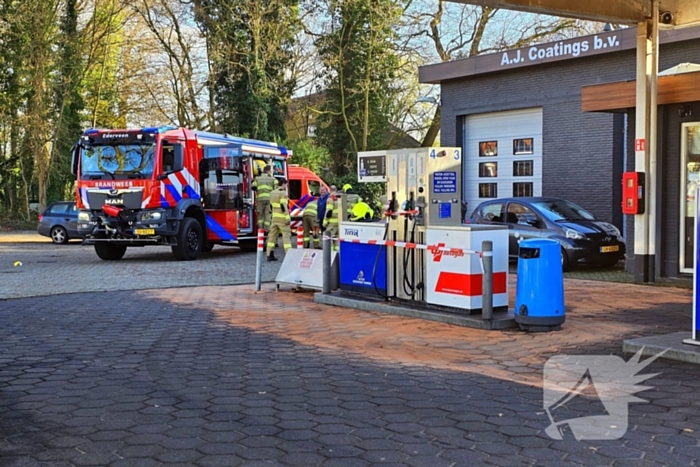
[297, 226, 304, 248]
[257, 228, 265, 252]
[255, 228, 265, 292]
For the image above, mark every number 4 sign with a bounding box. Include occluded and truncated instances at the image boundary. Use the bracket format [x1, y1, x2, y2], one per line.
[635, 138, 645, 152]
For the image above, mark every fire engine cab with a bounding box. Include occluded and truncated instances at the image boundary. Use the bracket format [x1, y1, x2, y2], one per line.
[72, 126, 290, 261]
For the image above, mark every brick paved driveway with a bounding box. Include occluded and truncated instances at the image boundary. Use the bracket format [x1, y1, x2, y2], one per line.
[0, 276, 698, 466]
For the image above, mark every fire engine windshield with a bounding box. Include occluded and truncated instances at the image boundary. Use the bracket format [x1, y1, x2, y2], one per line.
[80, 143, 156, 179]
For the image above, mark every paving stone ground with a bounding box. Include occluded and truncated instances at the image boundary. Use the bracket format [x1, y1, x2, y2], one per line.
[0, 265, 698, 466]
[0, 241, 286, 300]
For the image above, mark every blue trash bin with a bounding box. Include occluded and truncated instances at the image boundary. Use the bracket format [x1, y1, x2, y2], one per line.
[515, 238, 565, 332]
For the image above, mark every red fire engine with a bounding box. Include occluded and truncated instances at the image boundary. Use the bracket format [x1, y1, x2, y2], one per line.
[72, 126, 290, 260]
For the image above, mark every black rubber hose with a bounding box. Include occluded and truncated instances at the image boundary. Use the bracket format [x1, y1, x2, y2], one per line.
[402, 218, 418, 297]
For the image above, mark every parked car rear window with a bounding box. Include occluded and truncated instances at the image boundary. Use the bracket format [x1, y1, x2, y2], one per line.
[48, 203, 68, 215]
[533, 200, 595, 221]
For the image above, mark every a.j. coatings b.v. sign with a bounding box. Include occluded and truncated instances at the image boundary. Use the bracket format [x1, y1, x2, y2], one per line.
[500, 33, 622, 67]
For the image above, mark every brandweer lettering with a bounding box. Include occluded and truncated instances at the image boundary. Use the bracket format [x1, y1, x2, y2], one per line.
[95, 181, 134, 187]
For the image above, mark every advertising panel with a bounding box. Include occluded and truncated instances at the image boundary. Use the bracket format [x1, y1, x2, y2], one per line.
[425, 226, 509, 311]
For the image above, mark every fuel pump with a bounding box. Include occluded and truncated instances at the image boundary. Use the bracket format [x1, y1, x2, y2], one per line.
[386, 147, 463, 304]
[340, 146, 510, 317]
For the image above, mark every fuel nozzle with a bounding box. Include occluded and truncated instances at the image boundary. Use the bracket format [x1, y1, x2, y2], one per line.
[389, 191, 398, 220]
[414, 196, 426, 226]
[404, 192, 417, 218]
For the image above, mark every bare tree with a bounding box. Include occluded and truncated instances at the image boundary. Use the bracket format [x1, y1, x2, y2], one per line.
[402, 0, 601, 146]
[128, 0, 210, 128]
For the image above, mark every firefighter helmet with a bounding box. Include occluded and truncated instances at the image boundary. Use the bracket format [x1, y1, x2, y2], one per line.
[252, 159, 267, 176]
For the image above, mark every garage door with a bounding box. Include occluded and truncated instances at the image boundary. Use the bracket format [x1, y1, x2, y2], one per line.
[463, 108, 543, 218]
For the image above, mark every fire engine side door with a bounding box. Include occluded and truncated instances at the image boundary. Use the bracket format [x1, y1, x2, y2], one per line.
[200, 145, 245, 242]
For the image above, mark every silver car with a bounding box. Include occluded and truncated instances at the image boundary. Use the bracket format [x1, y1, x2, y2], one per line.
[37, 201, 81, 244]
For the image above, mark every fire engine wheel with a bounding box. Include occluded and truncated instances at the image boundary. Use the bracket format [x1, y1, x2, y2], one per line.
[94, 243, 127, 261]
[172, 217, 203, 261]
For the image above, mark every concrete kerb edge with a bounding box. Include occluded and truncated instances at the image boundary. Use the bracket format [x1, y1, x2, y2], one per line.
[313, 292, 517, 330]
[0, 280, 279, 301]
[623, 331, 700, 365]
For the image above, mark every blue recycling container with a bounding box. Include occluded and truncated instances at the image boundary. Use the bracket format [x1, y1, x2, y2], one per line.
[515, 239, 565, 332]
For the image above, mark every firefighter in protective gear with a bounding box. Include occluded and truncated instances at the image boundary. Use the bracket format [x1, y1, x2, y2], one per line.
[251, 164, 277, 232]
[349, 200, 374, 222]
[266, 178, 291, 261]
[342, 183, 361, 219]
[323, 193, 340, 251]
[302, 194, 319, 248]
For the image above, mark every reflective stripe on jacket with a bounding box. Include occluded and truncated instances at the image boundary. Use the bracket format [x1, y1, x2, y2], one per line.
[270, 187, 290, 220]
[303, 198, 318, 218]
[324, 196, 338, 226]
[253, 174, 276, 201]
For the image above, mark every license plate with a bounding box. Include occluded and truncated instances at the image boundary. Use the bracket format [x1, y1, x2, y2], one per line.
[600, 245, 619, 253]
[134, 229, 155, 235]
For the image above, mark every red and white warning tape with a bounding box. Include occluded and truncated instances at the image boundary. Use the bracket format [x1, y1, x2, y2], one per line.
[335, 237, 482, 257]
[383, 210, 419, 217]
[320, 234, 490, 272]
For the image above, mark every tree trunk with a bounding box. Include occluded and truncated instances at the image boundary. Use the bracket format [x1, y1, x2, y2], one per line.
[421, 105, 441, 147]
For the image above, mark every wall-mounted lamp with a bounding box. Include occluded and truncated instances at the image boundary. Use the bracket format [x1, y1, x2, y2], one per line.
[680, 104, 693, 118]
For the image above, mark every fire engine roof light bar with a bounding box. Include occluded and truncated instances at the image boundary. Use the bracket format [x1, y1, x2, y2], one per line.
[193, 130, 288, 153]
[196, 137, 288, 156]
[142, 126, 177, 134]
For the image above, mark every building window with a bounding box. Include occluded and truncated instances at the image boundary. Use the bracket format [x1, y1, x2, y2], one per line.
[479, 162, 497, 177]
[513, 138, 534, 155]
[513, 182, 533, 197]
[513, 160, 533, 177]
[479, 183, 498, 198]
[479, 141, 498, 157]
[307, 125, 317, 138]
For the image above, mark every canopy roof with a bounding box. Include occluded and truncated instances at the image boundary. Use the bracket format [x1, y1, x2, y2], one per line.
[445, 1, 700, 28]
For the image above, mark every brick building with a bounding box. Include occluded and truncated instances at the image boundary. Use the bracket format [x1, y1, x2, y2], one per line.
[419, 25, 700, 279]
